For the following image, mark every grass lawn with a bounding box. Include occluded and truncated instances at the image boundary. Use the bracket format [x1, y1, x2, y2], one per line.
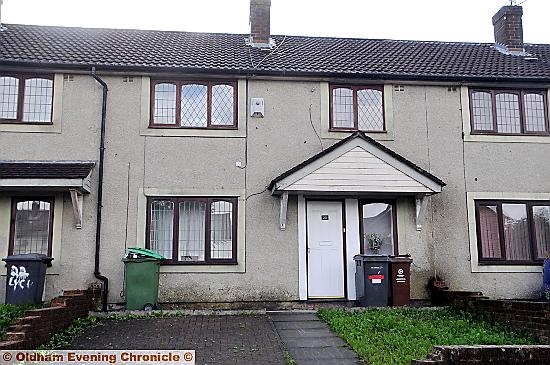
[318, 307, 538, 365]
[0, 303, 40, 339]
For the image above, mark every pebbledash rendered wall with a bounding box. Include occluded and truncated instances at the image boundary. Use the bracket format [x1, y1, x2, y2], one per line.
[0, 73, 548, 304]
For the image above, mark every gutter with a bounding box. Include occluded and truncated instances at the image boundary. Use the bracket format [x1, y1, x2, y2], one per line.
[91, 67, 109, 312]
[2, 60, 550, 85]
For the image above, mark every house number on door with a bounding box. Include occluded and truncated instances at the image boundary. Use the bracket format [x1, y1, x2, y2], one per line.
[321, 215, 329, 220]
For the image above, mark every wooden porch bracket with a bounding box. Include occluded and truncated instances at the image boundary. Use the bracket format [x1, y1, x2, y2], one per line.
[70, 189, 84, 229]
[415, 195, 429, 231]
[279, 191, 289, 231]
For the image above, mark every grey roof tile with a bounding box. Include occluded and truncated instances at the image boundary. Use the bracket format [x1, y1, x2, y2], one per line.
[1, 23, 550, 81]
[0, 161, 95, 179]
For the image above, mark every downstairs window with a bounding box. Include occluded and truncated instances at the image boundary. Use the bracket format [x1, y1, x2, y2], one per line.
[146, 197, 237, 264]
[475, 200, 550, 264]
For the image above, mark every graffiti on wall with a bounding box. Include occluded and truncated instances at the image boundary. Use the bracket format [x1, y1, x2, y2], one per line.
[8, 266, 33, 291]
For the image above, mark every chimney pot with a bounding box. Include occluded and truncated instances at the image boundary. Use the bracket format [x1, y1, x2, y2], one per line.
[492, 5, 524, 52]
[249, 0, 271, 47]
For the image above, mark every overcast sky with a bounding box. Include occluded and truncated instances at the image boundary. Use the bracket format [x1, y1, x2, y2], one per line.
[1, 0, 548, 44]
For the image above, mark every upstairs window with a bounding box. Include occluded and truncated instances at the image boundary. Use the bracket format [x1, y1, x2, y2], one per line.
[150, 80, 237, 129]
[0, 75, 54, 123]
[476, 201, 550, 264]
[330, 85, 384, 132]
[470, 89, 549, 135]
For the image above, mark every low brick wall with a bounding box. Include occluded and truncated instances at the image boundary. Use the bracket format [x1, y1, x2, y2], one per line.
[452, 297, 550, 344]
[0, 288, 100, 349]
[412, 345, 550, 365]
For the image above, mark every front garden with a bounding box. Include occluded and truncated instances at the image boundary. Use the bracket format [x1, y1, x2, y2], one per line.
[318, 307, 539, 365]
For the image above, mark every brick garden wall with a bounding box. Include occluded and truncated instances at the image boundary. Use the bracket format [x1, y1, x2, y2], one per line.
[453, 297, 550, 344]
[412, 345, 550, 365]
[0, 288, 100, 350]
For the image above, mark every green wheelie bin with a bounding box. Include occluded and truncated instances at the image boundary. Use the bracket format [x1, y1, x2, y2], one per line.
[123, 247, 164, 310]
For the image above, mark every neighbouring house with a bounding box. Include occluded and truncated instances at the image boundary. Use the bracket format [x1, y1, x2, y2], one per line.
[0, 1, 549, 309]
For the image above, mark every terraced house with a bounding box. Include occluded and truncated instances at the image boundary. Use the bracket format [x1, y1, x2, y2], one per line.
[0, 1, 549, 310]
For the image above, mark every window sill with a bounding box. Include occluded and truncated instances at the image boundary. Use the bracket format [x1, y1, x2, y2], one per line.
[470, 263, 542, 273]
[159, 263, 244, 273]
[464, 133, 550, 144]
[322, 129, 394, 141]
[160, 261, 237, 266]
[140, 126, 246, 138]
[0, 122, 61, 134]
[478, 261, 543, 266]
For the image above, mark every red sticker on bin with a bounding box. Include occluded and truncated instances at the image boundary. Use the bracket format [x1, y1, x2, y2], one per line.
[368, 275, 384, 284]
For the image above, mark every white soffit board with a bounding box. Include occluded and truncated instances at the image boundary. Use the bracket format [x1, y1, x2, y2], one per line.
[279, 141, 440, 193]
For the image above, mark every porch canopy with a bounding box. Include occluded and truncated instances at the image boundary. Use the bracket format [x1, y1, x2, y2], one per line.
[0, 160, 96, 228]
[268, 132, 445, 230]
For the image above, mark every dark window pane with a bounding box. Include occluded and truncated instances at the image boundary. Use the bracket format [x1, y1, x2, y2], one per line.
[357, 89, 384, 131]
[181, 84, 207, 127]
[332, 87, 354, 128]
[210, 201, 233, 259]
[477, 204, 502, 259]
[532, 205, 550, 259]
[495, 93, 521, 134]
[178, 201, 206, 262]
[471, 91, 494, 131]
[211, 84, 234, 126]
[524, 93, 546, 132]
[0, 76, 19, 120]
[149, 200, 174, 259]
[23, 78, 53, 123]
[502, 203, 531, 261]
[153, 83, 176, 124]
[361, 203, 394, 255]
[13, 200, 52, 255]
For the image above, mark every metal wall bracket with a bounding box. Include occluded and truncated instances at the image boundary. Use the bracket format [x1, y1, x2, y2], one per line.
[279, 192, 289, 231]
[70, 189, 83, 229]
[415, 195, 429, 231]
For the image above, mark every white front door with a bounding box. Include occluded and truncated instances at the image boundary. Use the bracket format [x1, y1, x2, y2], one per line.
[307, 201, 345, 299]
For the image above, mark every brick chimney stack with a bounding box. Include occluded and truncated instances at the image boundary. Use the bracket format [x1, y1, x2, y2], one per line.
[492, 5, 524, 52]
[250, 0, 271, 47]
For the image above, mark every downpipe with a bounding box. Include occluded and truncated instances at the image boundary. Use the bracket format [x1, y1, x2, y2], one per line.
[91, 67, 109, 312]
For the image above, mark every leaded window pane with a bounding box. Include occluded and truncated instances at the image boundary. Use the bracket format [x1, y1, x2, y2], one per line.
[524, 93, 546, 132]
[211, 84, 234, 126]
[0, 77, 19, 120]
[23, 78, 53, 123]
[153, 83, 176, 124]
[471, 91, 494, 131]
[332, 87, 354, 128]
[495, 93, 521, 134]
[357, 89, 384, 131]
[181, 84, 207, 127]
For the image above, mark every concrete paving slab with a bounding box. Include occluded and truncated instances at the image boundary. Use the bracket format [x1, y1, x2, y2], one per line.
[284, 336, 347, 348]
[272, 321, 328, 330]
[276, 328, 337, 339]
[270, 312, 363, 364]
[269, 313, 320, 322]
[290, 346, 359, 360]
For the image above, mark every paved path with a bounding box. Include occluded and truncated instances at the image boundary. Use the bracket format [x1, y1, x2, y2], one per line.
[270, 312, 363, 365]
[70, 315, 286, 364]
